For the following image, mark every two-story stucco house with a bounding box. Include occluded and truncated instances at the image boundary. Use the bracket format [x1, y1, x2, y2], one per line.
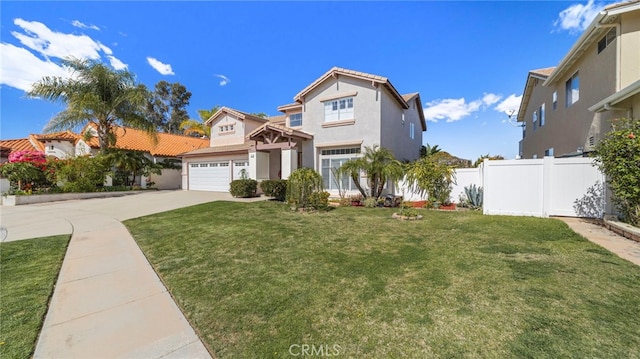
[180, 67, 426, 194]
[517, 0, 640, 158]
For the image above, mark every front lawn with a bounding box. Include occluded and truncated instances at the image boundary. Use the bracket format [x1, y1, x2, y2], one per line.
[0, 235, 70, 358]
[125, 201, 640, 358]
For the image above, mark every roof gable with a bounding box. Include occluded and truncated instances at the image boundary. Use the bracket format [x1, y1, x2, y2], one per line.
[204, 106, 270, 126]
[517, 67, 556, 122]
[293, 67, 410, 109]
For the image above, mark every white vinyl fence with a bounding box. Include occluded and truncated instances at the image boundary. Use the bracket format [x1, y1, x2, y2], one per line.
[398, 157, 608, 218]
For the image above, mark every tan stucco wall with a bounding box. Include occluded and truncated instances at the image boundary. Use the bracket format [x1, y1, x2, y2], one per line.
[210, 114, 264, 147]
[380, 92, 422, 162]
[522, 11, 640, 158]
[620, 11, 640, 89]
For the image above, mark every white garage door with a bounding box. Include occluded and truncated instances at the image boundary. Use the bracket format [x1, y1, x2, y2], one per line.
[233, 161, 249, 179]
[188, 162, 230, 192]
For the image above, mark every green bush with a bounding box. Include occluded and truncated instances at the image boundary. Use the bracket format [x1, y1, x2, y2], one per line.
[594, 118, 640, 225]
[229, 179, 257, 198]
[287, 168, 323, 209]
[260, 179, 288, 201]
[52, 155, 110, 193]
[363, 197, 377, 208]
[308, 191, 330, 211]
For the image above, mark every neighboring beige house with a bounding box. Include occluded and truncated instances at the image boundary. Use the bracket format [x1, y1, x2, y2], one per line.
[180, 67, 426, 194]
[517, 0, 640, 158]
[0, 125, 209, 189]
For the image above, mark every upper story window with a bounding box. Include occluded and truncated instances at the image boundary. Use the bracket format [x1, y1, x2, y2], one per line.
[324, 97, 354, 122]
[532, 110, 537, 131]
[552, 91, 557, 111]
[219, 124, 235, 133]
[538, 103, 545, 127]
[522, 121, 526, 138]
[565, 72, 579, 108]
[290, 113, 302, 127]
[597, 28, 616, 54]
[409, 122, 415, 140]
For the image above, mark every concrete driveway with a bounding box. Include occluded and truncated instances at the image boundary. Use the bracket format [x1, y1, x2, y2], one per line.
[1, 190, 266, 358]
[1, 190, 262, 242]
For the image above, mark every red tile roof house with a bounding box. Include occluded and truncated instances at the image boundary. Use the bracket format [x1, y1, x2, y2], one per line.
[0, 125, 209, 190]
[180, 67, 426, 195]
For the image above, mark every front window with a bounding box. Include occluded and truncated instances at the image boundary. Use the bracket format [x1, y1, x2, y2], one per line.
[322, 157, 359, 191]
[565, 72, 579, 108]
[219, 124, 235, 133]
[290, 113, 302, 127]
[324, 97, 354, 122]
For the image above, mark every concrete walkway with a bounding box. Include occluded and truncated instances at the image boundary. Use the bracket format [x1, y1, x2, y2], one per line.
[1, 190, 266, 358]
[557, 217, 640, 266]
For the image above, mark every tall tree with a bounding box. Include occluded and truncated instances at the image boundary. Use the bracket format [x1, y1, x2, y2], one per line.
[420, 144, 442, 158]
[473, 154, 505, 167]
[180, 105, 220, 137]
[337, 145, 404, 200]
[146, 80, 192, 134]
[28, 57, 155, 153]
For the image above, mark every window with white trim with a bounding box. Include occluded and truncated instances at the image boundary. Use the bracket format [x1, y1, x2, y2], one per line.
[409, 122, 415, 139]
[565, 72, 579, 108]
[538, 103, 545, 127]
[290, 113, 302, 127]
[552, 91, 557, 111]
[219, 124, 235, 133]
[532, 110, 537, 131]
[321, 157, 359, 191]
[324, 97, 354, 122]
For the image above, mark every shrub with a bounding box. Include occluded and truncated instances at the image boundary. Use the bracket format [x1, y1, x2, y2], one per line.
[287, 168, 323, 209]
[363, 197, 377, 208]
[260, 179, 288, 201]
[229, 179, 258, 198]
[308, 191, 330, 211]
[594, 118, 640, 225]
[464, 184, 483, 209]
[404, 156, 455, 204]
[52, 155, 110, 193]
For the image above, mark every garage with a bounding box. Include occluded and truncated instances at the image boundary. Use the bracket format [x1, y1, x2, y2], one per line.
[188, 162, 231, 191]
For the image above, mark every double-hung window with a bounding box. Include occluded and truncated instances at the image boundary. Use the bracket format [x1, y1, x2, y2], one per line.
[324, 97, 354, 122]
[565, 72, 579, 108]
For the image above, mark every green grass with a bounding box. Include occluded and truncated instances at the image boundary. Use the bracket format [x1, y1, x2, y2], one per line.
[0, 235, 70, 359]
[125, 201, 640, 358]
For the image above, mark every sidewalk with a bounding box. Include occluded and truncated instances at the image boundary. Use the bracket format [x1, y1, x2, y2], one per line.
[0, 191, 265, 358]
[556, 217, 640, 266]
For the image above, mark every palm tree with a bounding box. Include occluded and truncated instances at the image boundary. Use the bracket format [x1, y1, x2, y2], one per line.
[337, 145, 404, 200]
[420, 144, 442, 158]
[179, 105, 220, 137]
[28, 57, 155, 153]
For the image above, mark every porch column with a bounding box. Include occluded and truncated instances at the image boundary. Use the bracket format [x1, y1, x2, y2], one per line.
[281, 148, 298, 179]
[249, 150, 258, 180]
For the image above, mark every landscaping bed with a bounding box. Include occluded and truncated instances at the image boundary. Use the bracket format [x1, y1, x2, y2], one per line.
[125, 201, 640, 358]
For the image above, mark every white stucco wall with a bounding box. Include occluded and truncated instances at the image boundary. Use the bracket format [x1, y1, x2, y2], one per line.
[43, 140, 75, 159]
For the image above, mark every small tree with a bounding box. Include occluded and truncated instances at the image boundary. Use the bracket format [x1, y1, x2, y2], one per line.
[594, 118, 640, 226]
[337, 145, 404, 200]
[286, 168, 324, 210]
[404, 156, 456, 204]
[52, 155, 111, 193]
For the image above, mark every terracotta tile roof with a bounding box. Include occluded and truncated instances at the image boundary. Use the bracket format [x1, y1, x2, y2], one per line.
[180, 142, 253, 157]
[0, 138, 40, 154]
[34, 131, 80, 142]
[530, 67, 556, 77]
[84, 123, 209, 157]
[293, 67, 410, 109]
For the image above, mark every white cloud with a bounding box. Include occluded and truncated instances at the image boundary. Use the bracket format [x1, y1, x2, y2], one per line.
[147, 57, 174, 75]
[11, 18, 111, 60]
[482, 93, 502, 106]
[107, 55, 127, 70]
[423, 98, 482, 123]
[215, 74, 230, 86]
[494, 94, 522, 116]
[71, 20, 100, 31]
[0, 43, 68, 91]
[554, 0, 604, 33]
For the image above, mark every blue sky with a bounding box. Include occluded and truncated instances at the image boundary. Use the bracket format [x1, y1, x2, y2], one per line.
[0, 1, 612, 161]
